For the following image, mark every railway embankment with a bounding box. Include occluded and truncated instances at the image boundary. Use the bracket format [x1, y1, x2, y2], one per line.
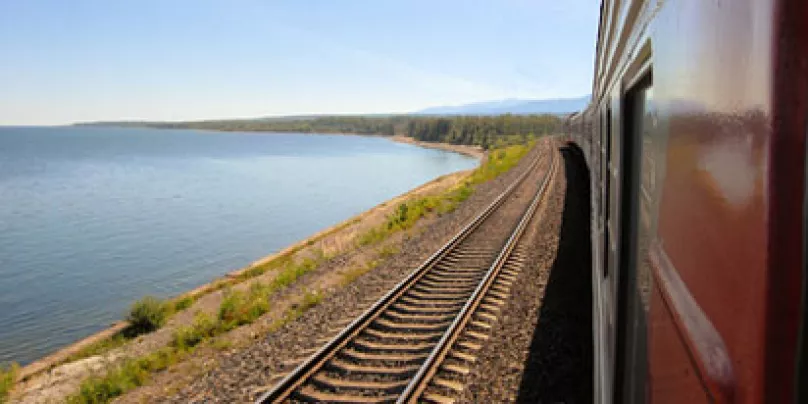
[8, 139, 546, 404]
[136, 141, 551, 403]
[459, 143, 594, 403]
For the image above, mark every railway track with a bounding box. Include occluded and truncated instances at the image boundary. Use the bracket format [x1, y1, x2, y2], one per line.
[257, 142, 558, 404]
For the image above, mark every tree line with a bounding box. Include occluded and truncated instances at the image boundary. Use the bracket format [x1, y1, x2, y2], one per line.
[404, 115, 559, 149]
[82, 114, 561, 149]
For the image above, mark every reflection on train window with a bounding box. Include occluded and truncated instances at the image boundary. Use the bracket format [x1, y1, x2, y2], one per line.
[618, 73, 653, 404]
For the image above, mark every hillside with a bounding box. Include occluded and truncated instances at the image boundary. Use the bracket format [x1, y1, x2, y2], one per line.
[415, 96, 589, 115]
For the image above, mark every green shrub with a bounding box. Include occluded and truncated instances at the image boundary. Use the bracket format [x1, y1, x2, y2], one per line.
[270, 258, 318, 290]
[236, 256, 292, 281]
[67, 348, 181, 404]
[125, 296, 169, 336]
[354, 142, 533, 249]
[217, 289, 246, 329]
[68, 253, 333, 403]
[0, 362, 17, 403]
[172, 296, 194, 312]
[63, 143, 536, 404]
[171, 313, 217, 351]
[467, 142, 532, 185]
[217, 285, 270, 331]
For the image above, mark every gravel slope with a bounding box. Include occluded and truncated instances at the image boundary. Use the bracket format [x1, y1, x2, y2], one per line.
[459, 144, 594, 403]
[123, 143, 550, 403]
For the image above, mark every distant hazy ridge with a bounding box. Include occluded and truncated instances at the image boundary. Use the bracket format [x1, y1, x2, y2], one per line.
[414, 95, 590, 115]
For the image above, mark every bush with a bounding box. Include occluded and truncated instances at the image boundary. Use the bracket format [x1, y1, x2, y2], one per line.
[68, 348, 180, 404]
[217, 285, 270, 331]
[172, 296, 194, 312]
[0, 362, 17, 403]
[172, 313, 217, 351]
[125, 296, 169, 335]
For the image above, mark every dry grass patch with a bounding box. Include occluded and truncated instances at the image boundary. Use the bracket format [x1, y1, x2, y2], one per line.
[1, 363, 18, 403]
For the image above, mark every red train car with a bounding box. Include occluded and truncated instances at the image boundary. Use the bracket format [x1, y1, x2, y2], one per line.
[568, 0, 808, 402]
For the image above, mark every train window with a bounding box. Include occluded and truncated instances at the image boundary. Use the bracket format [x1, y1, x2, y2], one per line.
[615, 71, 653, 404]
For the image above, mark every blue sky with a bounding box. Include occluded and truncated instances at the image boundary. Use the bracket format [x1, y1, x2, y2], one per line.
[0, 0, 599, 125]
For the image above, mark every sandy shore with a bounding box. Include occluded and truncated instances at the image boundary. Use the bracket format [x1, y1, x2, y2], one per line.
[391, 135, 485, 160]
[14, 139, 480, 393]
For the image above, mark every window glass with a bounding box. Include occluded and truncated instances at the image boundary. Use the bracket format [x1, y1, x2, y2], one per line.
[619, 77, 654, 403]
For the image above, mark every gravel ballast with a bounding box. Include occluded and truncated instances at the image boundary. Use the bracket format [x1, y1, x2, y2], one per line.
[124, 143, 551, 403]
[459, 144, 594, 403]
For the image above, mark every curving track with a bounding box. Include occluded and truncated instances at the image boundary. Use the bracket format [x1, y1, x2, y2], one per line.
[257, 141, 558, 404]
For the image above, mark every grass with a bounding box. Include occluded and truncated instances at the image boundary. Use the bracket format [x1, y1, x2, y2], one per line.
[67, 348, 183, 404]
[68, 255, 331, 403]
[69, 251, 328, 362]
[171, 313, 218, 351]
[217, 284, 271, 331]
[1, 363, 18, 404]
[340, 260, 381, 286]
[378, 244, 400, 259]
[297, 289, 323, 313]
[65, 296, 172, 363]
[58, 142, 534, 364]
[235, 255, 293, 281]
[68, 286, 325, 404]
[63, 141, 535, 404]
[466, 142, 532, 185]
[211, 338, 233, 351]
[125, 296, 170, 336]
[356, 141, 533, 248]
[68, 296, 179, 363]
[269, 257, 320, 291]
[67, 334, 129, 363]
[172, 296, 194, 312]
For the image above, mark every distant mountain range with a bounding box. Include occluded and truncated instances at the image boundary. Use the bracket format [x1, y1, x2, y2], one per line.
[75, 96, 591, 127]
[414, 95, 590, 116]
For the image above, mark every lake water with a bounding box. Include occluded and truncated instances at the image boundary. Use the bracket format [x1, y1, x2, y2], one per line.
[0, 126, 477, 365]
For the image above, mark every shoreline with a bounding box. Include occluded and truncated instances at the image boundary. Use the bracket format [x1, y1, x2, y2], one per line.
[72, 125, 486, 160]
[390, 135, 485, 160]
[16, 140, 481, 382]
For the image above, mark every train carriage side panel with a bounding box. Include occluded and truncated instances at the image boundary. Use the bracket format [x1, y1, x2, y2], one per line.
[581, 0, 808, 402]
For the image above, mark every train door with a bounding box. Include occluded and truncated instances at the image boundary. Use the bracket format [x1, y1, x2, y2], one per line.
[614, 67, 653, 403]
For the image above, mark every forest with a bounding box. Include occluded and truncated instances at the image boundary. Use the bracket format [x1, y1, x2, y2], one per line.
[81, 114, 562, 149]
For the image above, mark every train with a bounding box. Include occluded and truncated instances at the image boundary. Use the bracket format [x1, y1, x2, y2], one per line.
[566, 0, 808, 402]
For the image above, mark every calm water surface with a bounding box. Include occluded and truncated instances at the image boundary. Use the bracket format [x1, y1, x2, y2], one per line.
[0, 126, 477, 365]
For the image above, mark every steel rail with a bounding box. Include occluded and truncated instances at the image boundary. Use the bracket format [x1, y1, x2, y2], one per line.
[256, 145, 546, 404]
[396, 147, 558, 403]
